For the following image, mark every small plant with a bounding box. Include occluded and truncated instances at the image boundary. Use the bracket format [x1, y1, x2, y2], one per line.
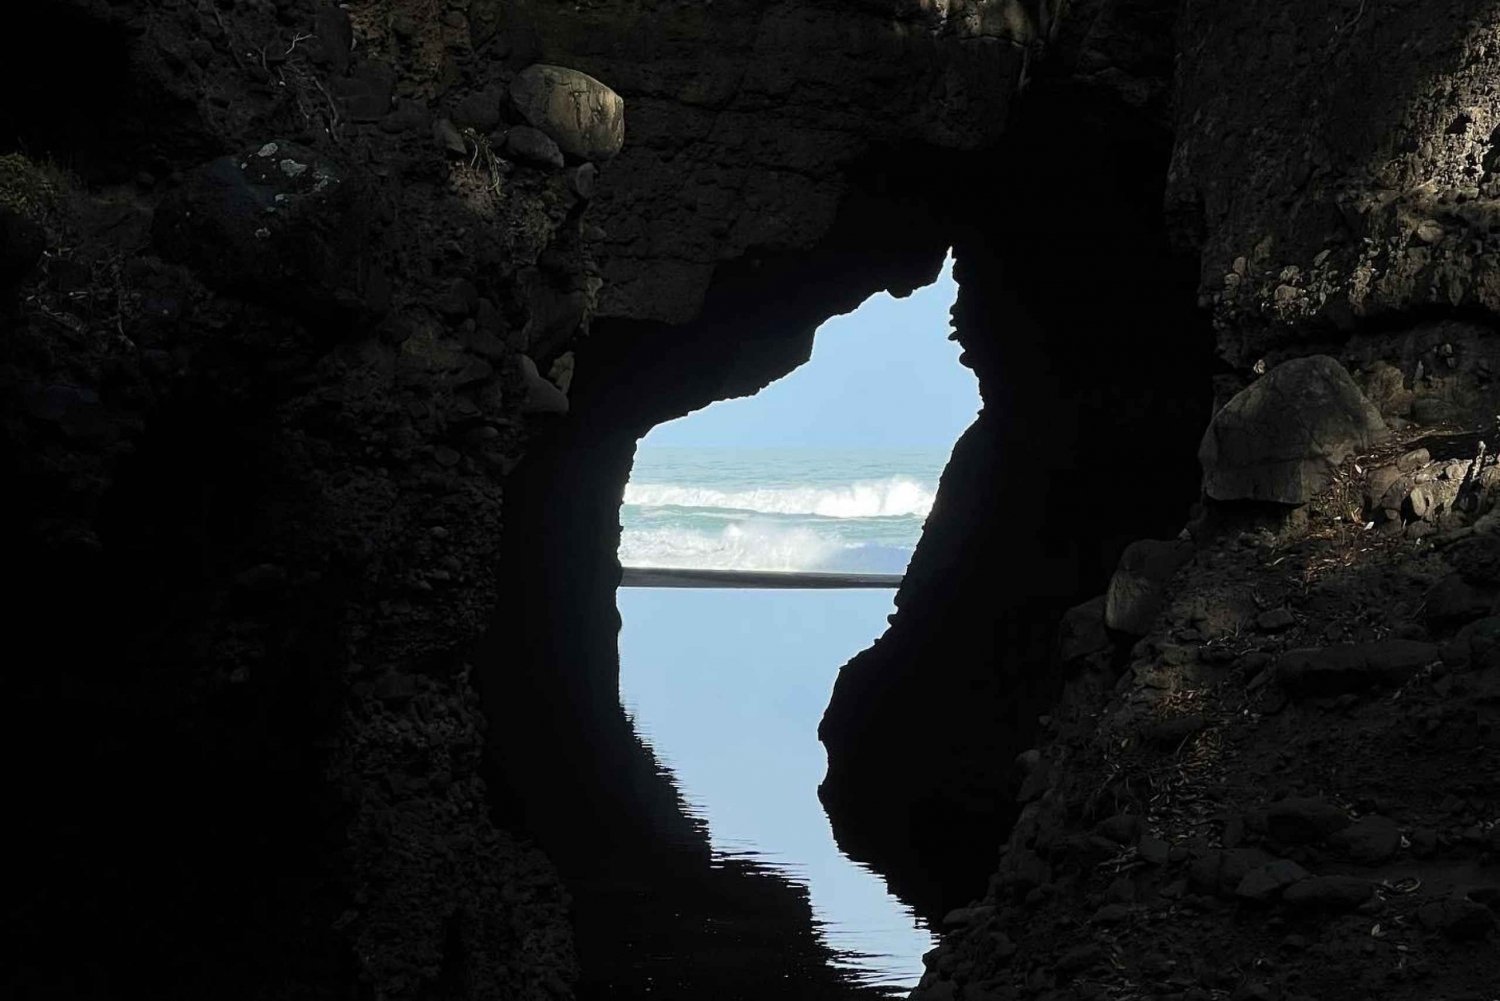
[461, 127, 505, 196]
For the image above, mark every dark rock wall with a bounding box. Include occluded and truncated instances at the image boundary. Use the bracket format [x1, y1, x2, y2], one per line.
[6, 1, 593, 997]
[1169, 1, 1500, 386]
[13, 0, 1494, 998]
[509, 0, 1052, 325]
[819, 74, 1212, 918]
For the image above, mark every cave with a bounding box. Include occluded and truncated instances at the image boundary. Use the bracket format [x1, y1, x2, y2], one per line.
[481, 76, 1213, 993]
[20, 2, 1498, 999]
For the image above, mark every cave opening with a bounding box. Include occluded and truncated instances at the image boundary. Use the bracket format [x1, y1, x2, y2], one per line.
[482, 81, 1214, 998]
[613, 252, 975, 990]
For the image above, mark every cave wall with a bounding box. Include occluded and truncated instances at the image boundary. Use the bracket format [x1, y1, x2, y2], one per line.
[507, 0, 1055, 325]
[17, 0, 1475, 997]
[3, 0, 1079, 997]
[490, 0, 1210, 927]
[5, 2, 593, 997]
[818, 72, 1212, 916]
[1169, 0, 1500, 402]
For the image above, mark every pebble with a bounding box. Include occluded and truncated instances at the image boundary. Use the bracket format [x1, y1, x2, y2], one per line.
[1257, 607, 1297, 631]
[1266, 797, 1350, 844]
[432, 117, 467, 156]
[1329, 814, 1401, 863]
[1282, 875, 1375, 911]
[1236, 859, 1310, 901]
[507, 125, 566, 169]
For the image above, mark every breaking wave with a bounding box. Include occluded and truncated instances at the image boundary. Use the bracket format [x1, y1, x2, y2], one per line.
[618, 523, 912, 574]
[623, 477, 934, 519]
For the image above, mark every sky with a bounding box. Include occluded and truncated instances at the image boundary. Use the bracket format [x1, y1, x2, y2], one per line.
[640, 253, 978, 450]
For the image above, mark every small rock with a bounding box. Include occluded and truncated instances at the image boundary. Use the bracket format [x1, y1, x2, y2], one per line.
[1236, 859, 1310, 901]
[437, 278, 479, 319]
[1257, 607, 1297, 631]
[1138, 835, 1171, 866]
[1415, 219, 1446, 244]
[1410, 828, 1440, 857]
[506, 125, 566, 168]
[569, 162, 598, 200]
[1417, 896, 1495, 940]
[1058, 595, 1111, 664]
[519, 354, 569, 414]
[329, 63, 396, 122]
[311, 5, 353, 72]
[1282, 875, 1375, 911]
[1055, 943, 1104, 974]
[1105, 538, 1195, 635]
[1194, 848, 1273, 895]
[433, 117, 467, 156]
[1425, 573, 1492, 628]
[1090, 903, 1131, 924]
[381, 100, 430, 135]
[1266, 797, 1351, 844]
[1329, 815, 1401, 863]
[1105, 876, 1136, 903]
[940, 905, 994, 927]
[453, 83, 505, 132]
[1096, 813, 1144, 844]
[1397, 447, 1432, 472]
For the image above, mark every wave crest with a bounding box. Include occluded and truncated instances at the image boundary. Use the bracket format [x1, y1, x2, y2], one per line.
[619, 523, 912, 574]
[624, 476, 934, 519]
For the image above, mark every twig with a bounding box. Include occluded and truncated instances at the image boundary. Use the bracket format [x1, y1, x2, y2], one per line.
[285, 32, 314, 57]
[307, 74, 344, 144]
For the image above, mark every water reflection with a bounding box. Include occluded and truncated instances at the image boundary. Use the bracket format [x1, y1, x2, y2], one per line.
[618, 588, 935, 994]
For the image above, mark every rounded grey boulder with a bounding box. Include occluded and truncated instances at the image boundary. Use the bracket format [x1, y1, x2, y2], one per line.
[509, 64, 625, 162]
[1199, 355, 1387, 505]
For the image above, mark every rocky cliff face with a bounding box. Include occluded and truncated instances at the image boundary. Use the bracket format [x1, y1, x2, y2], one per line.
[907, 3, 1500, 998]
[3, 1, 1496, 999]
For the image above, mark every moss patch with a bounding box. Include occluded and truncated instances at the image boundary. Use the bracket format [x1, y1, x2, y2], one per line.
[0, 153, 61, 224]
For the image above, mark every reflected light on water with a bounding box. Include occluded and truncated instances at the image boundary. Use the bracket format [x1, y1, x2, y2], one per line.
[619, 588, 936, 994]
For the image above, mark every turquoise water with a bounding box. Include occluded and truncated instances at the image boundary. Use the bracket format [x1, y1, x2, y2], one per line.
[621, 447, 948, 574]
[616, 447, 942, 991]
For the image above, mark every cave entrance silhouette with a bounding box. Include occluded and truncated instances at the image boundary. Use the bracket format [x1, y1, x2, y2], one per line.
[610, 254, 974, 990]
[482, 87, 1213, 998]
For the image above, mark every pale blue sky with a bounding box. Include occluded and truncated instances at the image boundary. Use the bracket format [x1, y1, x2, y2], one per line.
[641, 254, 976, 449]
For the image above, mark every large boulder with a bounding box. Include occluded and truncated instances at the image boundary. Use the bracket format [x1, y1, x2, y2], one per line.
[509, 64, 625, 162]
[1199, 356, 1387, 505]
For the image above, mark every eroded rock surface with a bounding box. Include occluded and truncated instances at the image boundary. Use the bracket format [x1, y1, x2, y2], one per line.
[912, 425, 1500, 1001]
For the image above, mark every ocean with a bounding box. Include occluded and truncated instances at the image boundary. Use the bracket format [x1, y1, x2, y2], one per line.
[619, 446, 945, 573]
[616, 446, 943, 991]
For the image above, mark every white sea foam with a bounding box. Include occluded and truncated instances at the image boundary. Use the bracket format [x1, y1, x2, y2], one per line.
[618, 522, 911, 573]
[623, 476, 935, 519]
